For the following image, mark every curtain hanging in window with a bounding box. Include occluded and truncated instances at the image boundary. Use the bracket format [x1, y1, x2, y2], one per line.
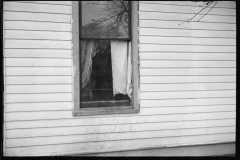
[81, 40, 97, 88]
[110, 41, 132, 99]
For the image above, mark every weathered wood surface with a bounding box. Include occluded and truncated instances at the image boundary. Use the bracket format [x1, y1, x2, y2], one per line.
[4, 2, 71, 14]
[4, 11, 71, 23]
[5, 133, 235, 156]
[80, 142, 235, 156]
[3, 1, 236, 156]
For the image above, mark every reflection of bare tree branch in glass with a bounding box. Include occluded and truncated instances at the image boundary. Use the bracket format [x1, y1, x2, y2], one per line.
[82, 1, 129, 38]
[179, 1, 218, 25]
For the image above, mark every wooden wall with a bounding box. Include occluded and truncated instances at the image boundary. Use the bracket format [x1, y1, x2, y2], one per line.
[3, 1, 236, 156]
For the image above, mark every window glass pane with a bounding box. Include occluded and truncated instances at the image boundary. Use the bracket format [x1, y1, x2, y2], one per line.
[81, 1, 130, 39]
[80, 40, 131, 108]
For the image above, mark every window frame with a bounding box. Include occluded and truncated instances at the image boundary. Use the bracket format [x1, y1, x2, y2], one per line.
[72, 1, 139, 116]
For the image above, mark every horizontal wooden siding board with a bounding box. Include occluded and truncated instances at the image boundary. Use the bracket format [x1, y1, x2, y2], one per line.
[140, 28, 236, 38]
[4, 11, 71, 23]
[4, 97, 236, 113]
[5, 40, 71, 49]
[6, 58, 71, 67]
[6, 67, 71, 76]
[5, 76, 72, 84]
[5, 21, 71, 31]
[5, 133, 235, 156]
[6, 84, 72, 94]
[5, 93, 72, 103]
[5, 102, 73, 113]
[140, 20, 236, 31]
[141, 98, 236, 107]
[140, 12, 236, 23]
[18, 1, 71, 5]
[140, 53, 236, 61]
[5, 119, 235, 138]
[141, 90, 236, 100]
[6, 126, 235, 147]
[6, 112, 236, 130]
[5, 30, 71, 40]
[140, 1, 236, 9]
[140, 83, 236, 92]
[4, 49, 71, 58]
[140, 68, 236, 76]
[4, 2, 71, 14]
[5, 105, 236, 121]
[140, 61, 236, 68]
[139, 3, 236, 16]
[140, 36, 236, 45]
[140, 44, 236, 52]
[140, 76, 236, 83]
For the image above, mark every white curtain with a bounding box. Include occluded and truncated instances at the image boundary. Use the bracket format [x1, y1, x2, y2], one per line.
[110, 40, 132, 99]
[81, 40, 97, 88]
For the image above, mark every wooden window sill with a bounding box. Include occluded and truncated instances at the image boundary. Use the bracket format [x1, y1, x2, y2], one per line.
[72, 106, 140, 116]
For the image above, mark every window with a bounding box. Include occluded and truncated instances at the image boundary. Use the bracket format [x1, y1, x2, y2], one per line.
[72, 1, 139, 116]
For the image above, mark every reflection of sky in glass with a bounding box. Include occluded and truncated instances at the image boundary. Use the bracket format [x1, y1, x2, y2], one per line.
[81, 1, 129, 39]
[82, 1, 106, 26]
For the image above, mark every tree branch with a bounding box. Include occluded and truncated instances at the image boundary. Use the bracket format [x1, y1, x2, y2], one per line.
[179, 1, 214, 25]
[197, 1, 218, 21]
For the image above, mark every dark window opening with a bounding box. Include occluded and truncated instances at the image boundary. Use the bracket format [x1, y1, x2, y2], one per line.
[80, 40, 131, 108]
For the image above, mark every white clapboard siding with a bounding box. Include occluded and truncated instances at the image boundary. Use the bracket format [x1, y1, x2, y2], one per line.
[3, 1, 236, 156]
[4, 49, 71, 58]
[5, 58, 71, 67]
[140, 68, 236, 76]
[5, 102, 73, 113]
[140, 1, 236, 9]
[139, 3, 236, 16]
[5, 97, 236, 113]
[5, 105, 236, 122]
[5, 133, 235, 156]
[141, 83, 236, 92]
[141, 76, 236, 84]
[140, 28, 236, 38]
[141, 90, 236, 100]
[5, 21, 71, 31]
[5, 76, 72, 85]
[6, 111, 236, 130]
[6, 126, 235, 147]
[5, 30, 71, 40]
[4, 2, 71, 14]
[6, 84, 72, 94]
[18, 1, 71, 5]
[141, 98, 236, 108]
[4, 11, 71, 23]
[6, 67, 71, 76]
[140, 44, 235, 53]
[140, 20, 236, 31]
[141, 60, 235, 68]
[140, 53, 236, 61]
[5, 119, 235, 138]
[5, 93, 72, 103]
[140, 12, 236, 23]
[140, 36, 236, 45]
[5, 40, 71, 49]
